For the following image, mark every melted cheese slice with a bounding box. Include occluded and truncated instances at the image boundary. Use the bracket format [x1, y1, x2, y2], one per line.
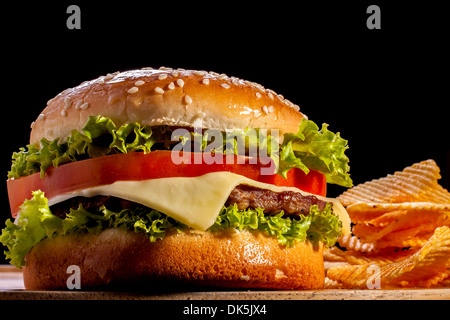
[48, 172, 350, 234]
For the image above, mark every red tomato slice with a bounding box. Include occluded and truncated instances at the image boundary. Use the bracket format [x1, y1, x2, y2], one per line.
[7, 150, 326, 218]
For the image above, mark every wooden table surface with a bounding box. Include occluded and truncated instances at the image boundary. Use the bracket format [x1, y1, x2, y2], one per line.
[1, 265, 449, 300]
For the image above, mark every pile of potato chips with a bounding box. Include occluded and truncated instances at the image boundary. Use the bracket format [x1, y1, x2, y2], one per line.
[324, 160, 450, 289]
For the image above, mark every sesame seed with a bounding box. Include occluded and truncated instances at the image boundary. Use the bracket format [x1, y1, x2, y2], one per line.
[141, 67, 153, 70]
[193, 70, 207, 76]
[128, 87, 139, 94]
[80, 102, 89, 110]
[221, 83, 230, 89]
[158, 74, 168, 80]
[184, 95, 193, 105]
[262, 106, 268, 114]
[64, 97, 72, 109]
[268, 105, 274, 113]
[255, 84, 265, 91]
[38, 113, 45, 120]
[284, 99, 293, 107]
[202, 78, 210, 85]
[30, 121, 35, 129]
[218, 74, 228, 80]
[267, 92, 274, 100]
[135, 80, 145, 86]
[61, 109, 67, 116]
[277, 94, 284, 101]
[172, 71, 179, 77]
[176, 79, 185, 87]
[168, 82, 175, 90]
[75, 99, 83, 109]
[255, 92, 262, 99]
[155, 87, 164, 94]
[104, 73, 114, 81]
[232, 78, 240, 86]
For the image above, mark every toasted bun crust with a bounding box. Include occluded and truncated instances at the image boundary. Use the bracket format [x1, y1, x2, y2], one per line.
[30, 67, 305, 145]
[23, 228, 324, 290]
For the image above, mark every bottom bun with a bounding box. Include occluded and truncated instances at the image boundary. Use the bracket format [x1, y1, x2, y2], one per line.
[23, 228, 324, 290]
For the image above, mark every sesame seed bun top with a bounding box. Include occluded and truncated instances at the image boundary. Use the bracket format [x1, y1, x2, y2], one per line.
[30, 67, 306, 145]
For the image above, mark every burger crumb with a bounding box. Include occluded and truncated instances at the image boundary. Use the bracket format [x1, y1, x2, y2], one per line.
[275, 269, 288, 279]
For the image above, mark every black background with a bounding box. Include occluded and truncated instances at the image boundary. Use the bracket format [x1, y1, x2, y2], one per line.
[0, 1, 448, 265]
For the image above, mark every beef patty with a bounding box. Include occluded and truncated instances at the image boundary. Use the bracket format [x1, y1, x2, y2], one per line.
[50, 184, 329, 219]
[225, 184, 328, 216]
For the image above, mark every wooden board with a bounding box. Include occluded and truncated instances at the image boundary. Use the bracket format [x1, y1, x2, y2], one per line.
[1, 265, 449, 300]
[2, 288, 450, 300]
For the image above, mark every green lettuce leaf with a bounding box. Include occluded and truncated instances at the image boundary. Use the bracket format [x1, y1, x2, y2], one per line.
[8, 144, 41, 179]
[8, 116, 172, 179]
[0, 191, 186, 268]
[1, 191, 342, 268]
[8, 116, 352, 187]
[210, 202, 341, 247]
[307, 203, 343, 247]
[0, 191, 58, 267]
[280, 119, 353, 187]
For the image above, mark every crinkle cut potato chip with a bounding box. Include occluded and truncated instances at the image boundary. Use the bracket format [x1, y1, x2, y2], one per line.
[326, 227, 450, 289]
[352, 209, 450, 243]
[348, 202, 450, 213]
[337, 160, 450, 206]
[324, 246, 417, 266]
[325, 160, 450, 288]
[337, 234, 374, 253]
[369, 209, 410, 226]
[347, 202, 450, 219]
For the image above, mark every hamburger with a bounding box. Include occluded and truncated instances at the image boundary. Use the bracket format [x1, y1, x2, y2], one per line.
[1, 67, 352, 290]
